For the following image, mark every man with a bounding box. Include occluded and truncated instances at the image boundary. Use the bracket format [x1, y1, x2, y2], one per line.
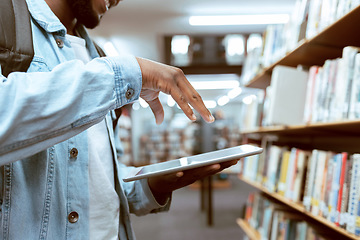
[0, 0, 237, 239]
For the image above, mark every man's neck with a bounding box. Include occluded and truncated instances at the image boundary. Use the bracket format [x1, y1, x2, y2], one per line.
[45, 0, 77, 35]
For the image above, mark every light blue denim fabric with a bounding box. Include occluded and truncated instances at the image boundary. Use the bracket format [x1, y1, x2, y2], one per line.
[0, 0, 170, 239]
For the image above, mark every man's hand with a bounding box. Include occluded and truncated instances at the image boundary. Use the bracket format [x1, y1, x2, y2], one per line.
[136, 57, 215, 125]
[147, 159, 238, 205]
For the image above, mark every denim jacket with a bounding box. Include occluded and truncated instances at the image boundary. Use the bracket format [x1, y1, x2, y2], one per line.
[0, 0, 169, 239]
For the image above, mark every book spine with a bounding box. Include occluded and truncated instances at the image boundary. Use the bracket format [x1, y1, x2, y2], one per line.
[303, 150, 317, 211]
[278, 151, 291, 196]
[293, 150, 309, 203]
[311, 150, 327, 216]
[285, 148, 298, 200]
[329, 153, 342, 222]
[347, 154, 360, 234]
[323, 152, 334, 218]
[335, 152, 348, 226]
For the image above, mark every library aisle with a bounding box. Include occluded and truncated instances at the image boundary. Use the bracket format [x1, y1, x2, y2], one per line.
[131, 175, 256, 240]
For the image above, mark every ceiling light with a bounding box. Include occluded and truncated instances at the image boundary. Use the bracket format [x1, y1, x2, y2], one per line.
[190, 80, 240, 90]
[242, 95, 257, 105]
[217, 96, 230, 106]
[189, 14, 290, 26]
[204, 100, 217, 109]
[227, 87, 243, 99]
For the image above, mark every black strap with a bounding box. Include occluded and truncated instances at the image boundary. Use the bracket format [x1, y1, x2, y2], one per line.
[0, 0, 34, 77]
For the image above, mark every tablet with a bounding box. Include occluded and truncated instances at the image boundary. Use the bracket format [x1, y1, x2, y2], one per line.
[123, 144, 263, 182]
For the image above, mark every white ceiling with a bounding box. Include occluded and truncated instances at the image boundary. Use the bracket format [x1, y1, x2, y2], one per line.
[91, 0, 297, 104]
[95, 0, 297, 35]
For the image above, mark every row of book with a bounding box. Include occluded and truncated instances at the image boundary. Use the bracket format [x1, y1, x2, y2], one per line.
[260, 45, 360, 127]
[304, 46, 360, 123]
[244, 193, 330, 240]
[241, 144, 360, 235]
[306, 0, 360, 40]
[241, 0, 360, 86]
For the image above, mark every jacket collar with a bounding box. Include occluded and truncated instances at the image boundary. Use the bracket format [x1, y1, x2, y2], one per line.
[26, 0, 67, 36]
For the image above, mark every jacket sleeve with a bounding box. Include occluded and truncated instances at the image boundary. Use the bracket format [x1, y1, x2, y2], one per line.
[117, 162, 172, 216]
[0, 55, 141, 164]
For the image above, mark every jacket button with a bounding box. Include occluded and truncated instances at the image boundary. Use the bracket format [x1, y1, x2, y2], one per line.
[70, 148, 78, 158]
[68, 211, 79, 223]
[55, 38, 64, 48]
[126, 88, 135, 99]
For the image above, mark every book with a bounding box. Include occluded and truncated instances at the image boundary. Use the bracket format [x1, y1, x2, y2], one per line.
[322, 59, 339, 121]
[285, 148, 299, 200]
[261, 202, 274, 240]
[265, 145, 283, 192]
[341, 46, 360, 119]
[319, 0, 334, 31]
[335, 152, 348, 226]
[303, 66, 320, 123]
[347, 154, 360, 234]
[323, 152, 335, 218]
[278, 150, 291, 196]
[292, 150, 310, 203]
[267, 65, 309, 126]
[328, 153, 343, 222]
[330, 58, 345, 121]
[348, 53, 360, 119]
[319, 152, 331, 217]
[311, 150, 328, 216]
[244, 193, 255, 222]
[303, 150, 318, 211]
[306, 0, 323, 39]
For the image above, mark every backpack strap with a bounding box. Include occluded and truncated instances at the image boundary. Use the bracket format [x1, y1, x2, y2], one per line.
[0, 0, 34, 77]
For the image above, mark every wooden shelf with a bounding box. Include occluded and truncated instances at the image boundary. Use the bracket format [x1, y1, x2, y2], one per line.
[238, 176, 360, 240]
[246, 5, 360, 89]
[236, 218, 261, 240]
[242, 120, 360, 137]
[241, 120, 360, 152]
[180, 64, 242, 75]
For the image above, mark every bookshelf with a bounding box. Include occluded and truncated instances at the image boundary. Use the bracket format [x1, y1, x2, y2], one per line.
[247, 5, 360, 89]
[242, 120, 360, 153]
[238, 3, 360, 240]
[236, 218, 261, 240]
[239, 176, 358, 240]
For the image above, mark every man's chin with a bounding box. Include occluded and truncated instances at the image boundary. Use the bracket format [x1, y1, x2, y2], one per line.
[79, 15, 101, 29]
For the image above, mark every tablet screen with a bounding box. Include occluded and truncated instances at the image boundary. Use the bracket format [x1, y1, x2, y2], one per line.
[124, 144, 263, 182]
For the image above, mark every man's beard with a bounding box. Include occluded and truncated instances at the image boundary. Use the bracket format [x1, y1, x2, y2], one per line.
[66, 0, 100, 29]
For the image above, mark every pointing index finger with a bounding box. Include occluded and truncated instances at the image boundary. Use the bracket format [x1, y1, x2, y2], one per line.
[178, 77, 215, 123]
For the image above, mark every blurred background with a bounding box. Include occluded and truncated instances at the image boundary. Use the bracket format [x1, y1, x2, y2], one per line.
[89, 1, 297, 239]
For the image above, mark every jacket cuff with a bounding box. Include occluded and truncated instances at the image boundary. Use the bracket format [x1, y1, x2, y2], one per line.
[103, 55, 142, 108]
[140, 178, 172, 213]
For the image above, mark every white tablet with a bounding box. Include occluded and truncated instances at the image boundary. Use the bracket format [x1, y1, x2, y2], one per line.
[123, 144, 263, 182]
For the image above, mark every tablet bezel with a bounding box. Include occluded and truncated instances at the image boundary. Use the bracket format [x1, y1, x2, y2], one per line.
[123, 144, 263, 182]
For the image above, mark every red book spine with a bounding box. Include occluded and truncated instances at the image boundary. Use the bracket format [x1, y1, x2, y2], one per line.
[336, 152, 348, 226]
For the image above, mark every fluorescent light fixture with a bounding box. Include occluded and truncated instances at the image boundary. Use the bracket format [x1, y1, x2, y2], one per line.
[242, 95, 257, 105]
[171, 35, 190, 54]
[189, 14, 290, 26]
[227, 87, 243, 99]
[217, 96, 230, 106]
[139, 98, 149, 108]
[204, 100, 217, 109]
[190, 80, 240, 90]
